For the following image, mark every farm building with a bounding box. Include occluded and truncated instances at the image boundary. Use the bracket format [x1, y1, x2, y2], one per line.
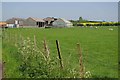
[0, 22, 7, 28]
[6, 18, 26, 28]
[43, 17, 57, 26]
[5, 17, 73, 28]
[52, 18, 73, 27]
[25, 17, 45, 27]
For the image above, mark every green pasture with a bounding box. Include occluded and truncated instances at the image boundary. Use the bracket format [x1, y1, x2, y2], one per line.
[2, 26, 118, 78]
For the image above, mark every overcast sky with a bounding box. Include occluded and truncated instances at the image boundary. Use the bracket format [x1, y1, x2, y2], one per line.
[1, 2, 119, 22]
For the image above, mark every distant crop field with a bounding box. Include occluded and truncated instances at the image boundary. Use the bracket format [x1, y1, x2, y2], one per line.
[2, 26, 118, 78]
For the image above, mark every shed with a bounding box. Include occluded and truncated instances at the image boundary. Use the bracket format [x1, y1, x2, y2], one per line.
[26, 17, 45, 27]
[52, 18, 73, 27]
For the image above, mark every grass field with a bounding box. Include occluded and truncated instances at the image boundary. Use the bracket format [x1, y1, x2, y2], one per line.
[2, 26, 118, 78]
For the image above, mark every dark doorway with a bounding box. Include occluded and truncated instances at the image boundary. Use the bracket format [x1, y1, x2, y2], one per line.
[36, 22, 41, 27]
[36, 22, 45, 27]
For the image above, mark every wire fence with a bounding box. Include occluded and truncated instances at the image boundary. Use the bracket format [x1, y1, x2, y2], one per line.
[2, 28, 92, 78]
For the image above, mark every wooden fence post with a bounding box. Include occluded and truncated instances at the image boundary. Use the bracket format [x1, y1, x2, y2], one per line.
[6, 31, 9, 42]
[77, 43, 84, 78]
[13, 32, 15, 43]
[43, 39, 50, 60]
[56, 40, 64, 69]
[10, 32, 12, 42]
[7, 32, 10, 42]
[4, 31, 6, 40]
[20, 34, 23, 47]
[15, 34, 17, 47]
[34, 35, 37, 48]
[2, 61, 5, 78]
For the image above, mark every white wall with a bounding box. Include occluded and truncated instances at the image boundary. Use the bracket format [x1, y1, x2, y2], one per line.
[53, 20, 66, 27]
[53, 19, 73, 27]
[6, 24, 14, 28]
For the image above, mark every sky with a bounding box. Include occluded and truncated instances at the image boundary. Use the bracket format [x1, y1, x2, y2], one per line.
[118, 2, 120, 22]
[1, 0, 120, 2]
[0, 3, 1, 21]
[1, 2, 119, 22]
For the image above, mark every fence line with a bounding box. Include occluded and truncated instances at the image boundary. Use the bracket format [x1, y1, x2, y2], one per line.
[43, 39, 50, 60]
[34, 35, 37, 48]
[77, 43, 85, 78]
[56, 40, 64, 69]
[2, 31, 88, 78]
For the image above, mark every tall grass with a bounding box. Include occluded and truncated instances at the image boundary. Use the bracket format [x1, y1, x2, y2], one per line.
[2, 26, 118, 78]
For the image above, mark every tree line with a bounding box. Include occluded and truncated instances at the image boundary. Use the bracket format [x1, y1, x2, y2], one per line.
[70, 17, 120, 26]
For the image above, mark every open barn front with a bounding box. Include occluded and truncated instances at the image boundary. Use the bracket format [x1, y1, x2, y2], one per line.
[36, 22, 45, 27]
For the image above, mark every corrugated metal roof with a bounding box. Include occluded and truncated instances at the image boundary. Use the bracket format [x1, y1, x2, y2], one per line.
[28, 17, 45, 22]
[0, 22, 7, 25]
[43, 17, 56, 21]
[6, 17, 26, 24]
[59, 18, 72, 24]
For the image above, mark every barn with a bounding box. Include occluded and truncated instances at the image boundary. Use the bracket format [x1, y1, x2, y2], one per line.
[52, 18, 73, 27]
[6, 18, 26, 28]
[25, 17, 45, 27]
[6, 17, 46, 28]
[5, 17, 73, 28]
[43, 17, 57, 26]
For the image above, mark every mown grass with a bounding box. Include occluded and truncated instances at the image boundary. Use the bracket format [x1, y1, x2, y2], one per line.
[2, 26, 118, 78]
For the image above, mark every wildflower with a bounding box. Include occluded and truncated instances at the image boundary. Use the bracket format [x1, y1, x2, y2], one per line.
[23, 47, 26, 50]
[27, 45, 30, 48]
[84, 71, 91, 78]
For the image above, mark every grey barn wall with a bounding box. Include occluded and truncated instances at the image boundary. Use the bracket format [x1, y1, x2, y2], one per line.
[25, 18, 37, 27]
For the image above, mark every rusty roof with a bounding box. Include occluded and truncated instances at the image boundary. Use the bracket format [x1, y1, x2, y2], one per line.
[43, 17, 55, 21]
[0, 22, 7, 27]
[6, 17, 26, 24]
[0, 22, 7, 25]
[28, 17, 45, 22]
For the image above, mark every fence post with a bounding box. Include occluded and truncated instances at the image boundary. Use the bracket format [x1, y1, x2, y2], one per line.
[2, 61, 5, 78]
[8, 32, 10, 42]
[56, 40, 64, 69]
[77, 43, 84, 78]
[15, 34, 17, 47]
[14, 33, 15, 45]
[4, 30, 7, 41]
[34, 35, 37, 48]
[2, 29, 4, 40]
[20, 34, 23, 47]
[43, 39, 50, 60]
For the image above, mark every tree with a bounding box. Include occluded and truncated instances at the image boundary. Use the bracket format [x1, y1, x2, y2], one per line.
[79, 17, 83, 22]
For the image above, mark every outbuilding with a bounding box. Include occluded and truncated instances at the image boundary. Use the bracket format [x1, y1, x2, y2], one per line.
[43, 17, 57, 26]
[52, 18, 73, 27]
[6, 18, 26, 28]
[25, 17, 45, 27]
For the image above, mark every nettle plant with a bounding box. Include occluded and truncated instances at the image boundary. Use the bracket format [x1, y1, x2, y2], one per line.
[17, 37, 58, 78]
[17, 37, 92, 78]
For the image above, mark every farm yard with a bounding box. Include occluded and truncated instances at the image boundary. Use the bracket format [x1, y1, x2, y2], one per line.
[2, 26, 118, 78]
